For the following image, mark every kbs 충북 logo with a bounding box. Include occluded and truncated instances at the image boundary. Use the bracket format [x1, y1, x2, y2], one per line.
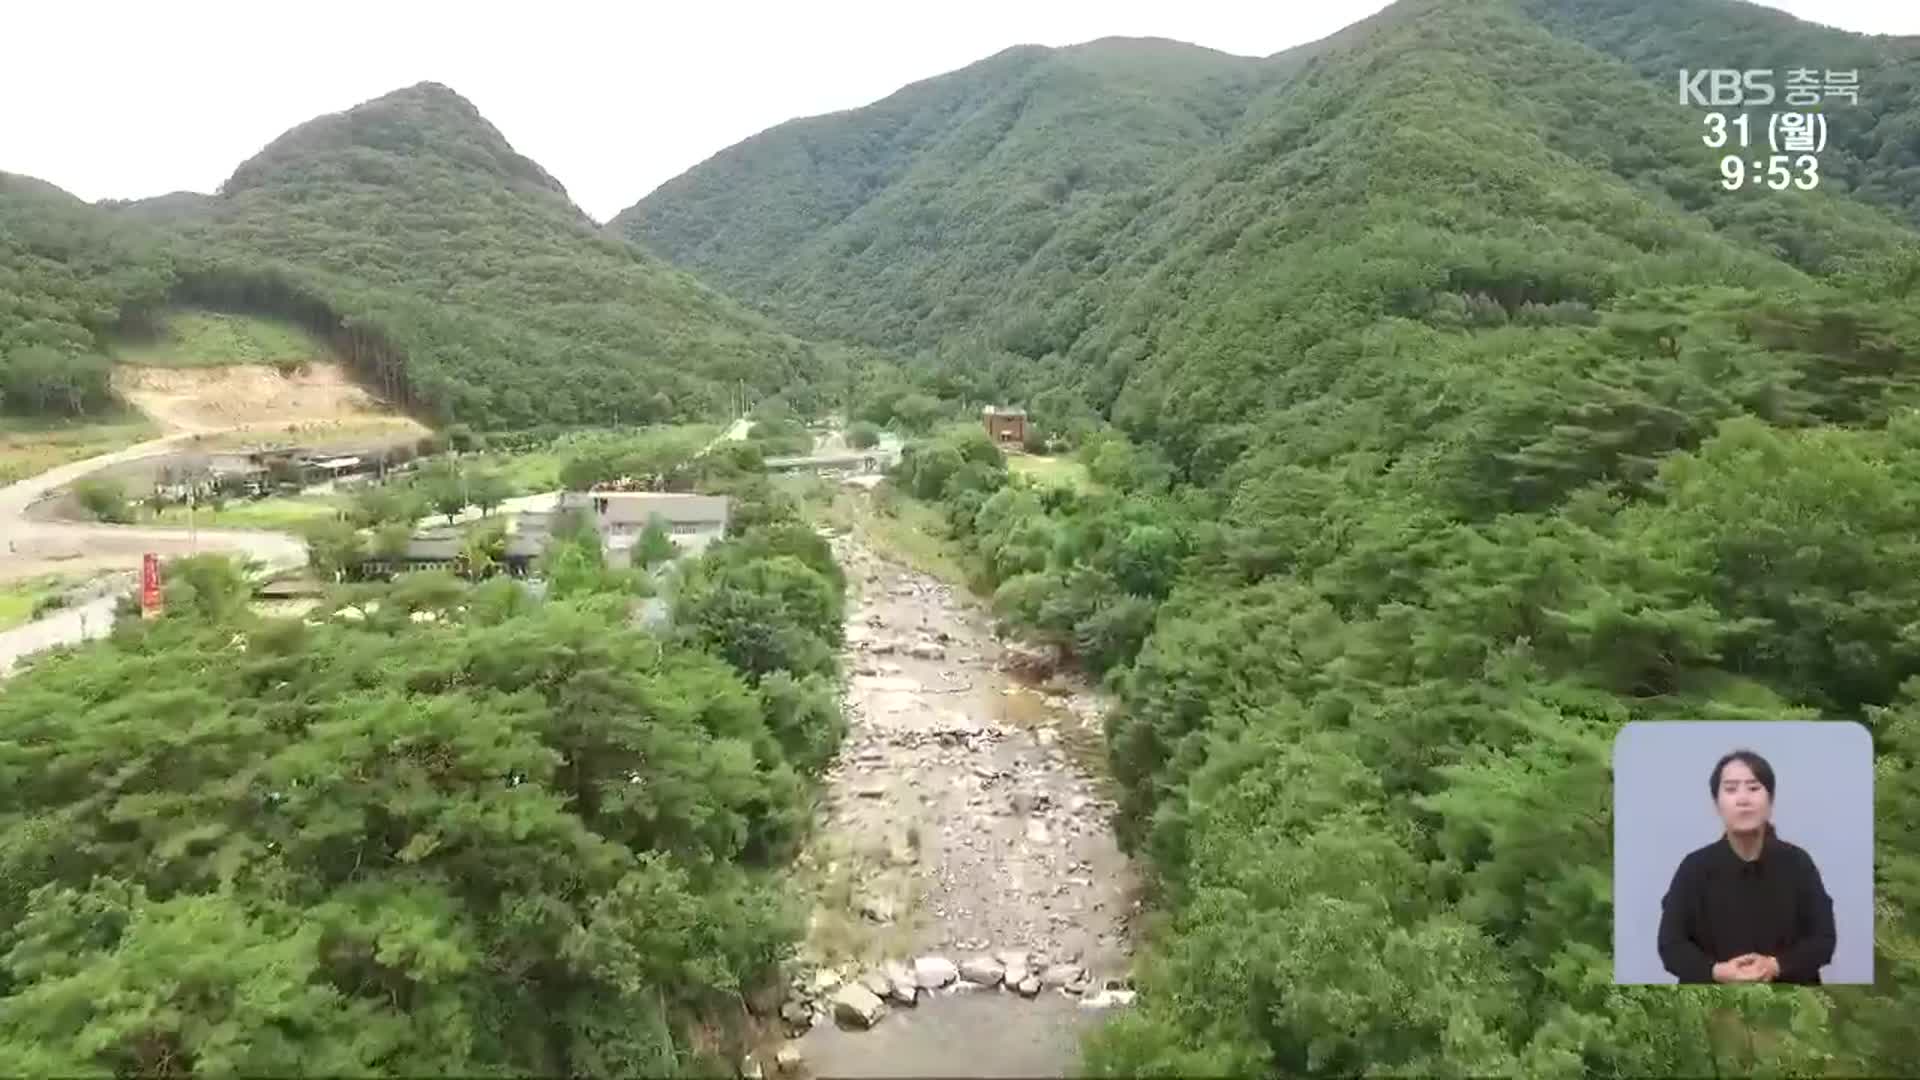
[1677, 69, 1859, 193]
[1677, 68, 1859, 108]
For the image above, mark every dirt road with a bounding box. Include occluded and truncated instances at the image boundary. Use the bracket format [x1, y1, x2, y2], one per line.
[0, 436, 308, 674]
[777, 520, 1138, 1078]
[0, 360, 423, 673]
[0, 433, 304, 675]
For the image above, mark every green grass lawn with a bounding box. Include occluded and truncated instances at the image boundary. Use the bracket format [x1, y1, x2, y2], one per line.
[146, 496, 343, 530]
[0, 413, 158, 486]
[469, 449, 565, 494]
[1006, 452, 1098, 492]
[113, 309, 330, 368]
[468, 423, 728, 496]
[0, 575, 87, 632]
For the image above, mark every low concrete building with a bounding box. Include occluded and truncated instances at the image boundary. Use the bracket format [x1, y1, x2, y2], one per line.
[515, 491, 730, 569]
[361, 529, 466, 577]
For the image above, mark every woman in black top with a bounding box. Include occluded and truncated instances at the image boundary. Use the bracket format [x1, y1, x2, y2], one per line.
[1656, 749, 1836, 984]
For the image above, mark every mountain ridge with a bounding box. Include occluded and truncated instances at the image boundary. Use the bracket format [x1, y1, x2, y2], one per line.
[2, 80, 835, 430]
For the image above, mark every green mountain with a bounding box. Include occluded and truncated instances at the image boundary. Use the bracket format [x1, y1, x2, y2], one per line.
[626, 0, 1920, 1074]
[610, 37, 1276, 352]
[0, 84, 834, 430]
[615, 3, 1916, 444]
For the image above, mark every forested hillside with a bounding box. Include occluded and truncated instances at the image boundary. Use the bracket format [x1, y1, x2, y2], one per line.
[617, 2, 1917, 445]
[611, 37, 1277, 353]
[627, 0, 1920, 1073]
[0, 174, 175, 415]
[1, 85, 836, 431]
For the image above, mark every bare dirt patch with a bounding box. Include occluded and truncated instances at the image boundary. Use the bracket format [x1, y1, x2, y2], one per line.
[112, 363, 416, 436]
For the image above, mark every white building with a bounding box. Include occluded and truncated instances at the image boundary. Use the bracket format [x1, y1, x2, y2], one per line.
[514, 491, 730, 569]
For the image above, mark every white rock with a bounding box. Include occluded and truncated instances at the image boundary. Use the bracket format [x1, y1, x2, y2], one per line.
[1079, 989, 1138, 1009]
[913, 955, 958, 988]
[740, 1052, 763, 1079]
[1016, 975, 1041, 997]
[858, 970, 891, 997]
[959, 956, 1005, 986]
[884, 961, 919, 1005]
[775, 1045, 803, 1073]
[1025, 819, 1051, 845]
[831, 984, 887, 1028]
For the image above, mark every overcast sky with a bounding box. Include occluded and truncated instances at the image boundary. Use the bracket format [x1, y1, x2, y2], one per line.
[3, 0, 1914, 223]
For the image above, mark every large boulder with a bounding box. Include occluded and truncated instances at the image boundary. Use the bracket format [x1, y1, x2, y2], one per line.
[913, 955, 959, 989]
[831, 983, 888, 1029]
[1001, 641, 1061, 677]
[959, 956, 1005, 987]
[884, 960, 919, 1004]
[996, 949, 1031, 987]
[1040, 963, 1085, 989]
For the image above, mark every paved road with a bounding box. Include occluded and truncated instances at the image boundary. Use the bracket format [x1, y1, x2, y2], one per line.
[0, 574, 132, 677]
[0, 431, 306, 676]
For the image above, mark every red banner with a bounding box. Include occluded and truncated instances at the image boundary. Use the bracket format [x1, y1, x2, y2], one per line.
[141, 553, 161, 618]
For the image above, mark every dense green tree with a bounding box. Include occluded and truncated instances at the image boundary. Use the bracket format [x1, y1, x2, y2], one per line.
[72, 477, 132, 524]
[0, 346, 114, 417]
[302, 517, 366, 581]
[627, 517, 673, 571]
[0, 528, 845, 1072]
[889, 392, 944, 434]
[348, 484, 428, 528]
[467, 470, 511, 516]
[417, 462, 468, 524]
[673, 553, 843, 683]
[846, 421, 881, 449]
